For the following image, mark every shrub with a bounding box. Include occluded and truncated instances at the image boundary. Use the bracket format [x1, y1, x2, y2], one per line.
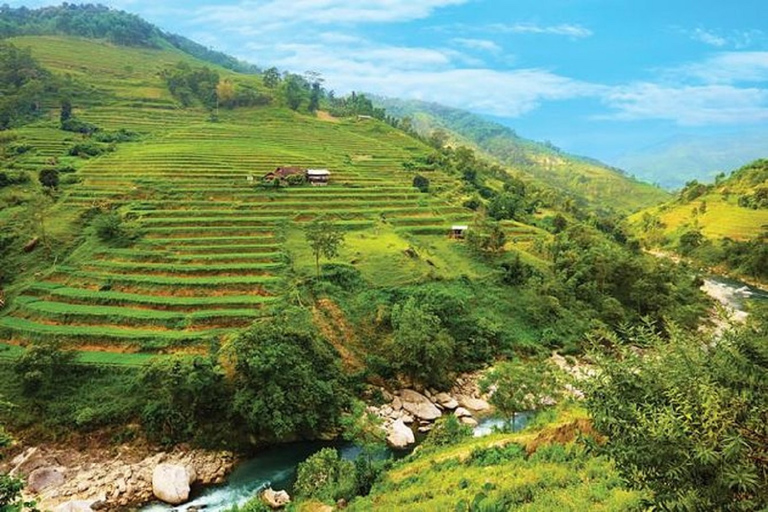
[38, 168, 59, 188]
[93, 129, 140, 143]
[68, 142, 113, 158]
[92, 212, 140, 246]
[61, 117, 99, 134]
[412, 174, 430, 193]
[294, 448, 357, 502]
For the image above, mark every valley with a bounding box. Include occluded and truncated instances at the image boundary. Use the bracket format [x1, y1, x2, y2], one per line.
[0, 5, 766, 512]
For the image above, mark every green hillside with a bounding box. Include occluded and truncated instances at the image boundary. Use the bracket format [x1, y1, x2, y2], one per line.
[375, 97, 670, 213]
[629, 159, 768, 281]
[0, 35, 532, 354]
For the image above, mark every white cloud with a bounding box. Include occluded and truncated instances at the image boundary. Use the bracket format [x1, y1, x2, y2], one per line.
[452, 38, 501, 53]
[673, 51, 768, 84]
[600, 83, 768, 125]
[194, 0, 469, 28]
[489, 22, 593, 38]
[689, 28, 727, 47]
[681, 27, 765, 49]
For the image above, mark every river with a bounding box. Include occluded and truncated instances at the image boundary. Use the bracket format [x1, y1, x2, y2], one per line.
[701, 275, 768, 320]
[144, 276, 766, 512]
[141, 414, 532, 512]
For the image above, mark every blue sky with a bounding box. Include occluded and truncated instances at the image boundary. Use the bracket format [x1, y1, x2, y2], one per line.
[10, 0, 768, 164]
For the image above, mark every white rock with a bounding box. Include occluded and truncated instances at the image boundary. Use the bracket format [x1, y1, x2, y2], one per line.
[152, 464, 195, 505]
[399, 389, 442, 421]
[55, 501, 93, 512]
[460, 417, 479, 428]
[386, 419, 415, 449]
[391, 396, 402, 411]
[454, 407, 472, 418]
[261, 488, 291, 509]
[457, 395, 491, 412]
[401, 414, 415, 424]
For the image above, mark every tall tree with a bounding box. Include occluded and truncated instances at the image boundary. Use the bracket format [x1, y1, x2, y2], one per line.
[304, 217, 345, 276]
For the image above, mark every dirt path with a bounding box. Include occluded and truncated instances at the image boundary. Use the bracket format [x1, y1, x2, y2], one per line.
[312, 298, 364, 372]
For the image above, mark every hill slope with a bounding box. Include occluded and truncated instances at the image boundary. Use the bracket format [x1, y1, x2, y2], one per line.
[0, 35, 543, 355]
[374, 97, 670, 213]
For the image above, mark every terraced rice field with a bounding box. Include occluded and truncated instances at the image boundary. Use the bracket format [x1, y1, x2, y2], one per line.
[0, 37, 488, 355]
[0, 36, 552, 358]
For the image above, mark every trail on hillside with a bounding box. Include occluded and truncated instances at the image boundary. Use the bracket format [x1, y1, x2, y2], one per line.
[311, 298, 364, 372]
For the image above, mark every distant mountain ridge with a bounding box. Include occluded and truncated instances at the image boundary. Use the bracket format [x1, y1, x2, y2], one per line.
[374, 97, 670, 213]
[614, 131, 768, 190]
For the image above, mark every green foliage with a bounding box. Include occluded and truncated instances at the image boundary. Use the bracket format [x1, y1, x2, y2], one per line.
[465, 215, 506, 257]
[295, 448, 357, 503]
[226, 310, 350, 439]
[0, 42, 54, 129]
[60, 117, 99, 135]
[586, 322, 768, 510]
[0, 4, 160, 47]
[305, 217, 345, 276]
[0, 473, 26, 511]
[549, 224, 707, 332]
[92, 211, 141, 246]
[137, 356, 229, 446]
[389, 297, 455, 388]
[162, 62, 219, 109]
[481, 360, 561, 428]
[37, 168, 58, 189]
[68, 142, 113, 158]
[678, 228, 704, 256]
[420, 415, 472, 451]
[412, 174, 430, 193]
[14, 340, 76, 396]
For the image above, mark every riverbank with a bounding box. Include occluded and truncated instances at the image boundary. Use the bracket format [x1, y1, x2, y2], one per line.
[1, 442, 235, 511]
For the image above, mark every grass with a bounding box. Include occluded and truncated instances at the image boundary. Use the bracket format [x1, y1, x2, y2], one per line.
[347, 408, 647, 511]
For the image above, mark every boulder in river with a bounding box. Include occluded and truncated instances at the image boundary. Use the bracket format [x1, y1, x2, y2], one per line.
[386, 419, 415, 449]
[261, 488, 291, 509]
[399, 389, 442, 421]
[152, 464, 196, 505]
[457, 395, 491, 413]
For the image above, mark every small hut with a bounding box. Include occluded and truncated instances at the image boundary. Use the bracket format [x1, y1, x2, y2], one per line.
[307, 169, 331, 186]
[450, 225, 468, 239]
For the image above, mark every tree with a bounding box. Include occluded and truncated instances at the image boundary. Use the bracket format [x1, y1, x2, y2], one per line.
[137, 356, 228, 445]
[262, 67, 280, 88]
[38, 168, 58, 189]
[226, 309, 349, 439]
[59, 98, 72, 124]
[412, 174, 429, 193]
[215, 79, 236, 110]
[14, 340, 76, 396]
[284, 74, 306, 111]
[466, 214, 506, 256]
[480, 360, 560, 429]
[586, 322, 768, 510]
[304, 217, 345, 276]
[388, 297, 455, 388]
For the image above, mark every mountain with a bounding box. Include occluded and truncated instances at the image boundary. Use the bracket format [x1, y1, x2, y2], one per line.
[374, 97, 670, 213]
[614, 131, 768, 190]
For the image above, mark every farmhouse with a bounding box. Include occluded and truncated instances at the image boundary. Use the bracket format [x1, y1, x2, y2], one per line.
[450, 225, 468, 239]
[307, 168, 331, 186]
[263, 166, 305, 182]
